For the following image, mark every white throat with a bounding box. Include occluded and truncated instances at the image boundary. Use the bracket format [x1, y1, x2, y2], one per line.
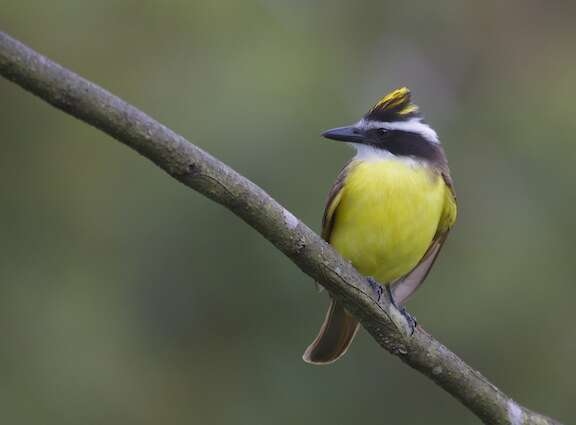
[349, 144, 425, 168]
[350, 144, 396, 161]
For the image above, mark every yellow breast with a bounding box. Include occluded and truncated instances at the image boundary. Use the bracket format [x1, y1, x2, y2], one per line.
[329, 159, 449, 284]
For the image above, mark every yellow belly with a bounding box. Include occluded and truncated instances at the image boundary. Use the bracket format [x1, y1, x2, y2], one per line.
[330, 159, 447, 283]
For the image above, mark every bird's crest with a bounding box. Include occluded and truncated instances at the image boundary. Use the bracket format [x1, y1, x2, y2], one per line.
[364, 87, 419, 122]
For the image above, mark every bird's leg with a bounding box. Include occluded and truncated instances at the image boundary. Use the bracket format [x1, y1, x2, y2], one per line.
[384, 283, 417, 335]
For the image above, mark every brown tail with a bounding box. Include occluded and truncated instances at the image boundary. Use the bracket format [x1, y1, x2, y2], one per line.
[302, 299, 359, 365]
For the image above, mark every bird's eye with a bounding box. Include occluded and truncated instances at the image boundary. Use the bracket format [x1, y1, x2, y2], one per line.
[376, 128, 388, 136]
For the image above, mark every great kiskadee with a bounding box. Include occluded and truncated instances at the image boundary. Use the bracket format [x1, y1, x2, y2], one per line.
[303, 87, 457, 365]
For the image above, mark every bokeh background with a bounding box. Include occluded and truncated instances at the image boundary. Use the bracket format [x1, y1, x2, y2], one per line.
[2, 1, 576, 424]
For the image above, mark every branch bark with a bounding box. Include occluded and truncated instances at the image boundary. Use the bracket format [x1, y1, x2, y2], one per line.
[0, 31, 561, 425]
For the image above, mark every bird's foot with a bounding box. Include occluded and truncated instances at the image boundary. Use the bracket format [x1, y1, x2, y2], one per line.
[367, 277, 384, 302]
[384, 283, 417, 336]
[366, 277, 417, 335]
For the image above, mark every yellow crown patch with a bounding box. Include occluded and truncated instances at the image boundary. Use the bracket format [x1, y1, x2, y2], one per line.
[366, 87, 419, 122]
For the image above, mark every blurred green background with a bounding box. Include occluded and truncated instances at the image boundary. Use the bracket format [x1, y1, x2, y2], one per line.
[1, 1, 575, 424]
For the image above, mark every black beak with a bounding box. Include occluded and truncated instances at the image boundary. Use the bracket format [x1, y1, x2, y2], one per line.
[321, 126, 366, 143]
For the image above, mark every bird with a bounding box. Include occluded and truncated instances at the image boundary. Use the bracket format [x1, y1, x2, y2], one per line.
[303, 87, 457, 365]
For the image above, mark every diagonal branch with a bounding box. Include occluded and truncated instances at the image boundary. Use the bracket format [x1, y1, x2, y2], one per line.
[0, 31, 561, 425]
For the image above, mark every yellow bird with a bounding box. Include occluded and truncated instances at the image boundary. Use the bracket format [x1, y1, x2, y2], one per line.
[303, 87, 457, 364]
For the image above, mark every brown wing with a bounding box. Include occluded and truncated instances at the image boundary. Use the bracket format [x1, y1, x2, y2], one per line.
[391, 231, 449, 304]
[321, 159, 353, 241]
[441, 170, 457, 204]
[305, 160, 359, 363]
[391, 171, 457, 305]
[313, 161, 352, 293]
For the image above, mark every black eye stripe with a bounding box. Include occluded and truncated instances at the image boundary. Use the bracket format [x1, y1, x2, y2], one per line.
[368, 130, 443, 163]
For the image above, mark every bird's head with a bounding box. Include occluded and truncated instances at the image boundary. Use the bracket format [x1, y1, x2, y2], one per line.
[322, 87, 442, 161]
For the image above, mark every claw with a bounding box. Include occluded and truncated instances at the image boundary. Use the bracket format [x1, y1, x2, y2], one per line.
[367, 277, 384, 302]
[384, 284, 417, 335]
[366, 277, 417, 335]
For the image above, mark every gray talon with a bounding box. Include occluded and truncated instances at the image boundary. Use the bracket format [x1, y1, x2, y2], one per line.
[367, 277, 384, 302]
[385, 284, 417, 335]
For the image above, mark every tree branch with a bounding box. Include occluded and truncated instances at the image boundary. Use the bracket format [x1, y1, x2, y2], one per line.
[0, 31, 561, 425]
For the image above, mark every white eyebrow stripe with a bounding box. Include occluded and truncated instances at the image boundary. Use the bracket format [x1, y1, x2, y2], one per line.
[356, 118, 439, 144]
